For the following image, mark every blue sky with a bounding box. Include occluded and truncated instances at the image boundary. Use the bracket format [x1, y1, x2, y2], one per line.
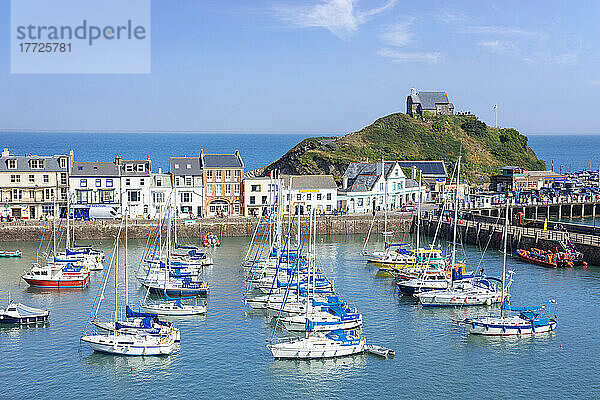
[1, 0, 598, 134]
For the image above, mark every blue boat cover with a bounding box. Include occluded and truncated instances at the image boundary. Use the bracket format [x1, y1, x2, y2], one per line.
[175, 244, 199, 250]
[125, 305, 157, 318]
[501, 300, 543, 312]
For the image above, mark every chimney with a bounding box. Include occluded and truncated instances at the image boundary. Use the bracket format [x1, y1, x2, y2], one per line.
[2, 148, 9, 157]
[412, 166, 417, 180]
[410, 88, 417, 95]
[158, 167, 162, 174]
[115, 155, 122, 165]
[376, 160, 384, 176]
[342, 175, 348, 190]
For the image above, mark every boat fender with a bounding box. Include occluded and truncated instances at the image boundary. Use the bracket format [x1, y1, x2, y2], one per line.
[485, 325, 489, 331]
[485, 298, 492, 306]
[502, 326, 506, 333]
[464, 298, 468, 304]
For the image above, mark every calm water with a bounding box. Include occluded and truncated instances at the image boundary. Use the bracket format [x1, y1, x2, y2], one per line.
[1, 234, 599, 399]
[0, 132, 598, 174]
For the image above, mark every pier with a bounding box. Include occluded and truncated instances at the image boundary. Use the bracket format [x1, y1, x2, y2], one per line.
[418, 215, 600, 265]
[467, 199, 600, 221]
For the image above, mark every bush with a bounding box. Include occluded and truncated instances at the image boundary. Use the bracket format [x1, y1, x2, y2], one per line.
[461, 119, 487, 136]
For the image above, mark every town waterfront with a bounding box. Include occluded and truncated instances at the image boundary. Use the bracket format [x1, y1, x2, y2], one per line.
[1, 234, 599, 399]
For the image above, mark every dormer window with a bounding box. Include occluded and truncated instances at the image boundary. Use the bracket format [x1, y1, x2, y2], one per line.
[186, 164, 192, 169]
[137, 164, 145, 172]
[174, 164, 180, 169]
[59, 158, 67, 169]
[7, 159, 16, 169]
[30, 159, 45, 169]
[125, 164, 134, 172]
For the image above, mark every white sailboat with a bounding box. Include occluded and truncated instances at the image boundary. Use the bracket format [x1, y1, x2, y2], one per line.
[81, 223, 177, 356]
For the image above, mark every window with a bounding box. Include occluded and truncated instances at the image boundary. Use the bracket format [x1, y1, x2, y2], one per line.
[43, 175, 49, 183]
[10, 175, 20, 183]
[42, 204, 54, 215]
[44, 188, 54, 200]
[137, 164, 145, 172]
[106, 179, 113, 187]
[261, 196, 267, 204]
[395, 169, 399, 176]
[357, 198, 363, 206]
[317, 193, 322, 200]
[60, 173, 67, 185]
[207, 170, 213, 181]
[380, 183, 384, 191]
[30, 159, 45, 169]
[29, 190, 35, 200]
[175, 177, 181, 186]
[326, 204, 332, 211]
[28, 174, 35, 183]
[297, 194, 302, 200]
[216, 185, 222, 196]
[181, 192, 191, 203]
[174, 164, 180, 169]
[225, 185, 231, 196]
[11, 189, 22, 200]
[99, 190, 114, 203]
[250, 196, 256, 205]
[125, 164, 134, 172]
[234, 203, 240, 214]
[234, 184, 240, 196]
[186, 163, 192, 169]
[185, 177, 192, 186]
[286, 194, 290, 201]
[59, 158, 67, 169]
[80, 179, 87, 187]
[207, 184, 213, 196]
[234, 170, 241, 181]
[140, 178, 145, 186]
[216, 170, 222, 182]
[127, 190, 140, 202]
[225, 170, 231, 181]
[95, 179, 101, 187]
[251, 184, 260, 192]
[326, 193, 332, 201]
[155, 177, 162, 187]
[7, 159, 16, 169]
[152, 192, 165, 204]
[125, 178, 131, 186]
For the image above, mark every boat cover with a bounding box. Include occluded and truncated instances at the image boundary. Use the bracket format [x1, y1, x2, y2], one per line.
[126, 305, 158, 318]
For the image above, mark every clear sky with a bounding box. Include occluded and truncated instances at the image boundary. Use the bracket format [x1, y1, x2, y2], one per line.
[1, 0, 598, 134]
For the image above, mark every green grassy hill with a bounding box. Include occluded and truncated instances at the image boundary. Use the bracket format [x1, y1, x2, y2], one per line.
[258, 113, 545, 184]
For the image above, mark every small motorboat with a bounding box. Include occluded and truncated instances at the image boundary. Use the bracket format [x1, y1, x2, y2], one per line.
[0, 301, 49, 325]
[0, 250, 21, 257]
[365, 344, 395, 358]
[203, 232, 220, 247]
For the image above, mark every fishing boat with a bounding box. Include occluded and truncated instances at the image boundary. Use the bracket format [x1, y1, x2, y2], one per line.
[0, 300, 49, 324]
[267, 329, 365, 359]
[22, 262, 90, 288]
[0, 250, 21, 257]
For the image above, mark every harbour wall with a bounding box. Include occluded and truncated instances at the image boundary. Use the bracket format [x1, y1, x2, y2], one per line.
[0, 214, 413, 242]
[417, 217, 600, 265]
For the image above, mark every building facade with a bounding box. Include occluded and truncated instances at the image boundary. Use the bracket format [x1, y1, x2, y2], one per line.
[281, 175, 337, 215]
[118, 158, 152, 218]
[150, 170, 172, 219]
[406, 89, 454, 117]
[243, 176, 277, 216]
[70, 160, 121, 219]
[338, 161, 426, 214]
[0, 148, 69, 220]
[202, 151, 244, 217]
[170, 157, 203, 218]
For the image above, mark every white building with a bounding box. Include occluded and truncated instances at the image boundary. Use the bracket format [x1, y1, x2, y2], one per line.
[170, 156, 204, 218]
[70, 156, 152, 219]
[243, 176, 277, 216]
[150, 169, 172, 219]
[338, 161, 426, 214]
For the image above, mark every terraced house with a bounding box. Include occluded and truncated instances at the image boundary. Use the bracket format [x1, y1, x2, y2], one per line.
[202, 150, 244, 216]
[0, 148, 69, 219]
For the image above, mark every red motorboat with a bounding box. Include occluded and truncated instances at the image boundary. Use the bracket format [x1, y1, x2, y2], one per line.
[22, 262, 90, 288]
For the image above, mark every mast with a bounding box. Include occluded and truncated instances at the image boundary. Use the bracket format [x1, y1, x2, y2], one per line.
[451, 156, 461, 269]
[125, 208, 128, 308]
[66, 180, 70, 249]
[500, 196, 509, 318]
[114, 226, 119, 331]
[174, 176, 178, 246]
[416, 169, 422, 251]
[52, 196, 57, 257]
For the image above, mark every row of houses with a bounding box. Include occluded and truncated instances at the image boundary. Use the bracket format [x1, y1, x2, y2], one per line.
[0, 147, 446, 219]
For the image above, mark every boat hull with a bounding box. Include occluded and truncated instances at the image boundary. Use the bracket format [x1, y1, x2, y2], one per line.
[466, 319, 557, 336]
[22, 276, 89, 289]
[81, 335, 175, 356]
[0, 315, 49, 324]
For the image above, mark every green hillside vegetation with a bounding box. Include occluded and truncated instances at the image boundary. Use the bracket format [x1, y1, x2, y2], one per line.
[260, 113, 545, 184]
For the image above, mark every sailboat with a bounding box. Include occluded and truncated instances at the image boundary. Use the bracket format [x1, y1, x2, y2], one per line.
[140, 292, 207, 316]
[461, 198, 557, 336]
[416, 157, 502, 307]
[81, 222, 177, 356]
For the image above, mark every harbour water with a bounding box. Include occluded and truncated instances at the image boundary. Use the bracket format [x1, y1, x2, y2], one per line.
[1, 234, 599, 399]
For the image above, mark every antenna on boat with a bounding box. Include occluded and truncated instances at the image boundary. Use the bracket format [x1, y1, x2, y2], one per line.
[451, 156, 461, 273]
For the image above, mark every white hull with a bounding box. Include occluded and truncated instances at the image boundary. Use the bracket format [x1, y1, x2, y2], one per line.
[465, 316, 557, 336]
[81, 334, 175, 356]
[140, 303, 207, 316]
[91, 320, 181, 342]
[268, 336, 365, 359]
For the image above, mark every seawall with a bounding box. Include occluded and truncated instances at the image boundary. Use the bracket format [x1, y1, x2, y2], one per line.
[0, 214, 413, 242]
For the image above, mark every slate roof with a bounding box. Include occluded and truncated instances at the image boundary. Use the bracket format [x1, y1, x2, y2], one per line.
[342, 162, 398, 192]
[281, 175, 337, 190]
[72, 161, 119, 177]
[410, 92, 450, 110]
[0, 154, 67, 172]
[170, 157, 202, 176]
[202, 153, 244, 169]
[405, 179, 420, 188]
[396, 161, 447, 177]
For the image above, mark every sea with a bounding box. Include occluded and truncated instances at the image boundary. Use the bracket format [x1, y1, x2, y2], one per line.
[0, 133, 599, 399]
[1, 132, 596, 174]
